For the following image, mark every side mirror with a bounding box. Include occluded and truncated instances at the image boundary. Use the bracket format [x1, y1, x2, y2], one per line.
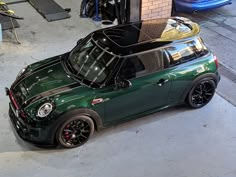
[77, 39, 83, 45]
[115, 79, 132, 89]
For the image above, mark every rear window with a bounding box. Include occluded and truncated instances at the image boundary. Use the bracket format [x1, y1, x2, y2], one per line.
[164, 38, 209, 66]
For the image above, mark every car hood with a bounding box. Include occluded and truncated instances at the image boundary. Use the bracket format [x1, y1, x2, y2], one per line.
[11, 54, 80, 107]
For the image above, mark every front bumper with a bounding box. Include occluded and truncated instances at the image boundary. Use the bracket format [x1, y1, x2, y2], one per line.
[175, 0, 232, 12]
[6, 86, 56, 146]
[8, 104, 56, 146]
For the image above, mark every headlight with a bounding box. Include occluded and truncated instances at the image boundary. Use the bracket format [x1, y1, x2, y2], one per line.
[16, 67, 27, 78]
[37, 102, 54, 118]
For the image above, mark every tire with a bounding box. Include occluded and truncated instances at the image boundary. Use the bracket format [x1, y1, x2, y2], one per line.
[186, 78, 216, 109]
[56, 115, 94, 148]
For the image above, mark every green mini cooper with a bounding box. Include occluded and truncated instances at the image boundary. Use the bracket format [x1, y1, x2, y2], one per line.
[6, 17, 220, 148]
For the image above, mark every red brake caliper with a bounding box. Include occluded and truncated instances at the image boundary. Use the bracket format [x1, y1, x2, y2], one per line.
[64, 124, 70, 140]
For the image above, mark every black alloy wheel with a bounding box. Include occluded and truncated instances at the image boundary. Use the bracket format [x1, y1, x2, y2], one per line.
[187, 79, 216, 108]
[56, 115, 94, 148]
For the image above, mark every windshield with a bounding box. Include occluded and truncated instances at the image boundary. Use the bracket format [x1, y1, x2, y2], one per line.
[68, 37, 117, 87]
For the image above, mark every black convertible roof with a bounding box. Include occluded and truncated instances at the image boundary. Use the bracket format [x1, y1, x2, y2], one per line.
[92, 17, 200, 56]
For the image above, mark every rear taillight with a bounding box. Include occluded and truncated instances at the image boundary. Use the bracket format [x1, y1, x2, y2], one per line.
[214, 55, 219, 69]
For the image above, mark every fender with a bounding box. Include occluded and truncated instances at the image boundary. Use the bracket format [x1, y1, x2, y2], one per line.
[181, 72, 219, 101]
[29, 108, 103, 145]
[46, 108, 103, 144]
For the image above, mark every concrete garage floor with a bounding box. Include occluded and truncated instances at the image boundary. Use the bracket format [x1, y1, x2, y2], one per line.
[0, 0, 236, 177]
[0, 95, 236, 177]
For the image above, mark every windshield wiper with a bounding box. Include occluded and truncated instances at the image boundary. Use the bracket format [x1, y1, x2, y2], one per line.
[64, 59, 86, 84]
[66, 59, 77, 74]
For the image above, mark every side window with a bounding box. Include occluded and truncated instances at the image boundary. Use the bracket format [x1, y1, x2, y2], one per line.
[118, 50, 165, 80]
[195, 37, 209, 57]
[164, 38, 209, 66]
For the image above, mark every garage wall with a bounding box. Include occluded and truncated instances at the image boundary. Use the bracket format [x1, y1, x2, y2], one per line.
[141, 0, 172, 20]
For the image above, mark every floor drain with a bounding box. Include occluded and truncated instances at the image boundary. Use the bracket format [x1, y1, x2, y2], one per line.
[218, 63, 236, 83]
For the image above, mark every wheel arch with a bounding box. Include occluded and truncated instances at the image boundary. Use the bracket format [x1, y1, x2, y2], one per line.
[52, 108, 103, 140]
[51, 108, 103, 144]
[181, 73, 218, 101]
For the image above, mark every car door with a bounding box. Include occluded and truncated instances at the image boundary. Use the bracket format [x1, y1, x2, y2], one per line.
[101, 49, 172, 125]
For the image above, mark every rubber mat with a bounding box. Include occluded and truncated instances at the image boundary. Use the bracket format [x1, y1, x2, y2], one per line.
[27, 0, 70, 22]
[0, 15, 20, 30]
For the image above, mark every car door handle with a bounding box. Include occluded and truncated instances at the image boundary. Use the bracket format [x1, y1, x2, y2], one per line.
[157, 79, 169, 86]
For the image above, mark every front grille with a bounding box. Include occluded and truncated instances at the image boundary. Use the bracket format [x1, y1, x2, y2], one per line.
[9, 106, 28, 137]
